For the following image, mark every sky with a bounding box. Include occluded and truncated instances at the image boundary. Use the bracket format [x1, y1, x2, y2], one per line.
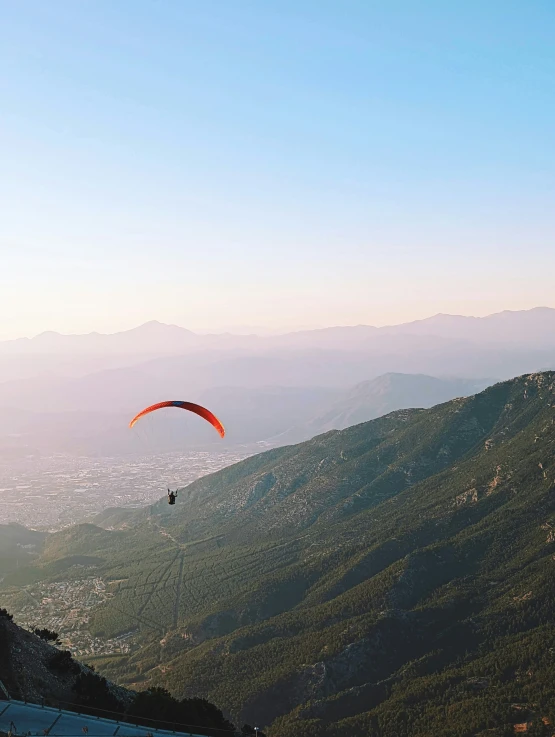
[1, 0, 554, 339]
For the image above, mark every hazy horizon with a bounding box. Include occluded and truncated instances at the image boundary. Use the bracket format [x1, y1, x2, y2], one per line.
[2, 304, 555, 342]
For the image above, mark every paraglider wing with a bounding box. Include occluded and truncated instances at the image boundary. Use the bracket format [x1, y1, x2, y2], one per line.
[129, 401, 225, 438]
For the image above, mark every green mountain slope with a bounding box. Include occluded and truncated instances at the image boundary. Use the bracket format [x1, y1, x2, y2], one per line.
[4, 372, 555, 736]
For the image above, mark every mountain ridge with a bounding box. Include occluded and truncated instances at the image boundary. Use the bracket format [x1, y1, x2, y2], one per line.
[4, 372, 555, 734]
[4, 306, 555, 355]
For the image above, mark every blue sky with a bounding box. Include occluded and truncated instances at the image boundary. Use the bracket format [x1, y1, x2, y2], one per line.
[1, 0, 554, 338]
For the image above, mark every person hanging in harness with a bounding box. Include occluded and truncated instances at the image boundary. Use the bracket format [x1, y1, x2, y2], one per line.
[167, 488, 178, 505]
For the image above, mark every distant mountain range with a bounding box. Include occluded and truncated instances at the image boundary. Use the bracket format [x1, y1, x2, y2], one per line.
[1, 307, 555, 456]
[5, 372, 555, 735]
[3, 306, 555, 356]
[0, 340, 554, 413]
[0, 321, 202, 355]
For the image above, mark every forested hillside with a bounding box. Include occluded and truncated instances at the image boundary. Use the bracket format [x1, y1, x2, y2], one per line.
[3, 372, 555, 735]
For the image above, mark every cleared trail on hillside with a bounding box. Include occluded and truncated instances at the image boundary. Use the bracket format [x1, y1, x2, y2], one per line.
[173, 554, 185, 630]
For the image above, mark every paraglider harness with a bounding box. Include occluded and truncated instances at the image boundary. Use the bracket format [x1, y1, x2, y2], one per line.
[167, 488, 178, 505]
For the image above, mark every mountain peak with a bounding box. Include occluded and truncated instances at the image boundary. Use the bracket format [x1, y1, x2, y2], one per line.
[130, 320, 194, 334]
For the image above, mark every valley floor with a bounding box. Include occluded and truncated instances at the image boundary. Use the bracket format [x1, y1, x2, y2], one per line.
[0, 448, 255, 530]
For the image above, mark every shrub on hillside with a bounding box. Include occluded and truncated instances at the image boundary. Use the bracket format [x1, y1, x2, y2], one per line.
[128, 687, 235, 736]
[34, 628, 59, 643]
[49, 650, 79, 674]
[72, 671, 122, 714]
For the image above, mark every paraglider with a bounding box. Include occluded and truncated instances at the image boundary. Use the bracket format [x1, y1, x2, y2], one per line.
[129, 400, 225, 507]
[129, 401, 225, 438]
